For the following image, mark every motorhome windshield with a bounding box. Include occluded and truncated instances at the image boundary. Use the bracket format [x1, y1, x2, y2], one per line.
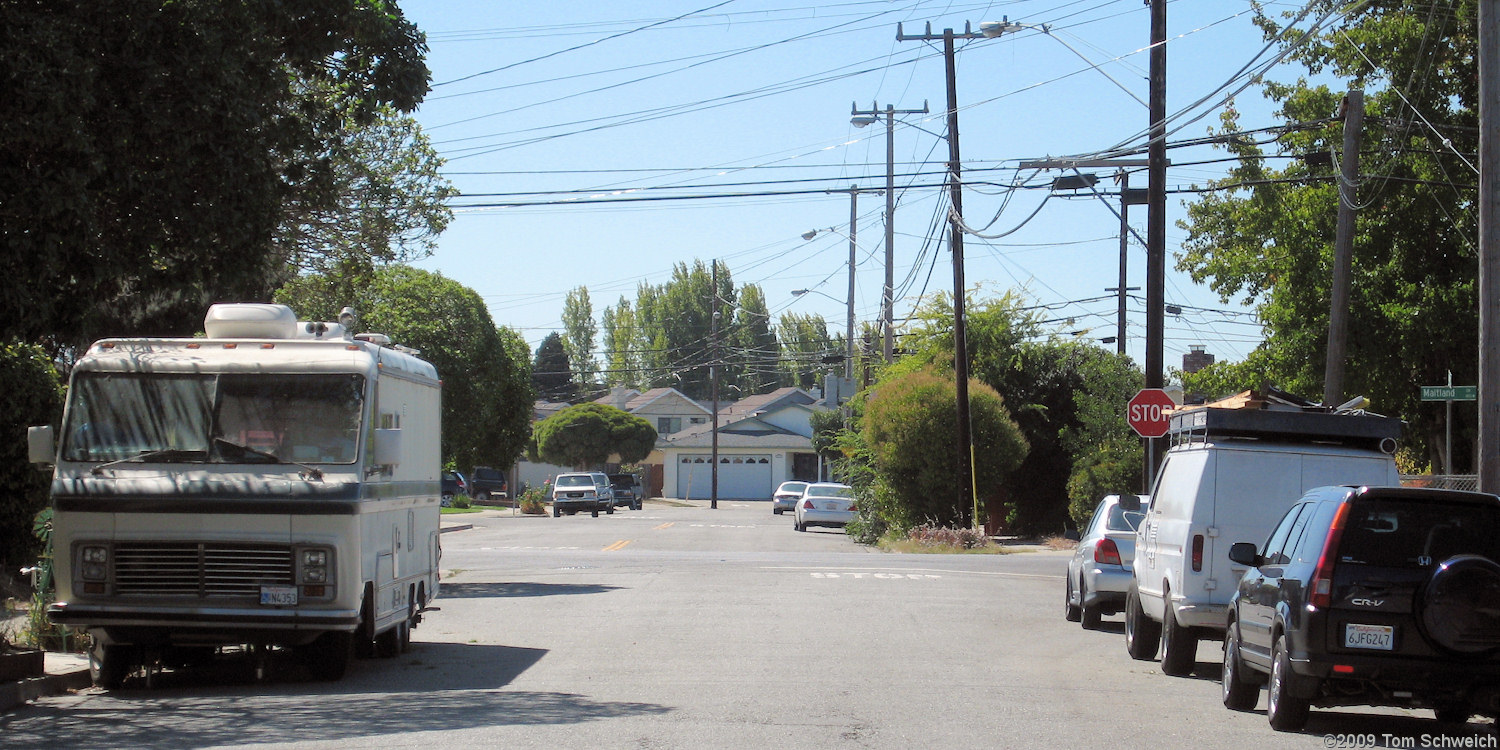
[62, 373, 365, 465]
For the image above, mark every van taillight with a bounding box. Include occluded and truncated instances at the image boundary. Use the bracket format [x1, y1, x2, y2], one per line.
[1309, 502, 1352, 608]
[1191, 534, 1204, 572]
[1095, 538, 1122, 566]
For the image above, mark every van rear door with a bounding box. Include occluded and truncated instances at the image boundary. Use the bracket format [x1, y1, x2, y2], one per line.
[1209, 449, 1304, 602]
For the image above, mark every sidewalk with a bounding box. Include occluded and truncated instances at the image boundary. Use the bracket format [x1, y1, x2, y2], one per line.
[0, 650, 91, 712]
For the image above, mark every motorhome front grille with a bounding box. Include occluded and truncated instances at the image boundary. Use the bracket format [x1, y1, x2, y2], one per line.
[113, 543, 293, 597]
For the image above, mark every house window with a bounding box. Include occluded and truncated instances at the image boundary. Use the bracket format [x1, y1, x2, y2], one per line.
[689, 417, 706, 425]
[658, 417, 682, 434]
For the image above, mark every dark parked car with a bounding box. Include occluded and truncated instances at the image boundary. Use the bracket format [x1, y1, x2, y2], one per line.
[1221, 485, 1500, 731]
[440, 470, 467, 506]
[469, 466, 509, 503]
[608, 473, 643, 510]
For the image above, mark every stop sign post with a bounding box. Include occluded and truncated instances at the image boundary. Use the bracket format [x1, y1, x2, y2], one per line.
[1127, 388, 1176, 438]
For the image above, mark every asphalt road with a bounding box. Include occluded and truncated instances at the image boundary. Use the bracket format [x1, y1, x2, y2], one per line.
[2, 500, 1492, 749]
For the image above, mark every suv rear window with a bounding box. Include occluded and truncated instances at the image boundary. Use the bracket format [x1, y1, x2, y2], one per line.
[1339, 499, 1500, 568]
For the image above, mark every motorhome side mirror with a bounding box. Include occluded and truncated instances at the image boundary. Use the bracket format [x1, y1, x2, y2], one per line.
[28, 425, 55, 465]
[373, 428, 402, 467]
[1228, 542, 1261, 567]
[1117, 494, 1141, 512]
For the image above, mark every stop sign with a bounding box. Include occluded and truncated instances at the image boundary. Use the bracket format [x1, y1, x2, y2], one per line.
[1126, 388, 1176, 438]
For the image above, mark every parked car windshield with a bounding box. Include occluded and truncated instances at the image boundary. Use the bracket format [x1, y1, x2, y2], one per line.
[778, 482, 808, 494]
[1340, 499, 1500, 568]
[62, 372, 365, 465]
[555, 475, 593, 488]
[1107, 505, 1146, 532]
[806, 484, 852, 498]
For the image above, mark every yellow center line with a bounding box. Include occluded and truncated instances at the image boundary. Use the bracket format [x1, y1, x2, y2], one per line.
[603, 539, 632, 552]
[653, 522, 675, 530]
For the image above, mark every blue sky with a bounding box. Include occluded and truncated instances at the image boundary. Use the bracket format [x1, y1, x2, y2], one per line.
[399, 1, 1318, 372]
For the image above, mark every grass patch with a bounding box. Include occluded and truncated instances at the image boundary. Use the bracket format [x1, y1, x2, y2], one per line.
[440, 506, 482, 515]
[1040, 535, 1076, 551]
[875, 525, 1007, 554]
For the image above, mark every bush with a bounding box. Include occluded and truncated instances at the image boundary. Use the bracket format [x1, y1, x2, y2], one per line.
[907, 525, 992, 550]
[518, 483, 550, 515]
[451, 494, 471, 510]
[0, 343, 63, 575]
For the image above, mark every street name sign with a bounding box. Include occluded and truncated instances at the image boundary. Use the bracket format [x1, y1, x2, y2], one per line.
[1420, 385, 1477, 402]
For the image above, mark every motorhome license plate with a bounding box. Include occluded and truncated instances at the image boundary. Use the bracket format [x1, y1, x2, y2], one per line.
[260, 586, 298, 606]
[1345, 623, 1393, 650]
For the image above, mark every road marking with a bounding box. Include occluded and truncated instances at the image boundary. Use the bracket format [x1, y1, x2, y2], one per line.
[653, 522, 675, 530]
[603, 539, 632, 552]
[688, 523, 756, 528]
[763, 565, 1056, 581]
[811, 572, 942, 580]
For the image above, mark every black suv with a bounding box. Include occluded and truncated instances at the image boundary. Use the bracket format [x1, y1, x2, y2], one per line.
[609, 473, 642, 511]
[1221, 485, 1500, 731]
[469, 466, 509, 503]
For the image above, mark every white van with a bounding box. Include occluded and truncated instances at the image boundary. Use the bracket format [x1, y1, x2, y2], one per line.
[28, 303, 442, 686]
[1123, 405, 1401, 676]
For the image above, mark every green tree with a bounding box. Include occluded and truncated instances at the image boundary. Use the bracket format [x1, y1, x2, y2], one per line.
[0, 1, 430, 354]
[562, 286, 597, 393]
[633, 260, 732, 400]
[533, 333, 576, 402]
[0, 342, 64, 574]
[600, 297, 640, 389]
[776, 312, 836, 390]
[278, 103, 456, 284]
[1178, 3, 1480, 471]
[861, 367, 1028, 530]
[534, 403, 657, 470]
[728, 284, 781, 393]
[276, 266, 533, 472]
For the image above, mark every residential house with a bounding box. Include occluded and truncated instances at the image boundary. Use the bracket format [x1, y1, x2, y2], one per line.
[658, 387, 830, 500]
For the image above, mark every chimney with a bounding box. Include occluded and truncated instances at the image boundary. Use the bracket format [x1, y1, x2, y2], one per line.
[1182, 345, 1215, 374]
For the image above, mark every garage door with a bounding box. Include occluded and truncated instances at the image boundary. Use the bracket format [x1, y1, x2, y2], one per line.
[676, 455, 772, 499]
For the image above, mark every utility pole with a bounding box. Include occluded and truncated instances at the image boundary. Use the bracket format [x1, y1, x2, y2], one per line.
[1146, 0, 1168, 483]
[710, 260, 720, 510]
[899, 18, 1028, 527]
[852, 101, 928, 363]
[1479, 0, 1499, 493]
[1324, 88, 1363, 407]
[826, 186, 880, 382]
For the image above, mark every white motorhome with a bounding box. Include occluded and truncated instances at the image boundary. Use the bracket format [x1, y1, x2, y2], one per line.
[1123, 404, 1401, 676]
[28, 303, 442, 686]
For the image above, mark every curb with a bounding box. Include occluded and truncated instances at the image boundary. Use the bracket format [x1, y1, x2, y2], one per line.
[440, 524, 472, 533]
[0, 665, 92, 713]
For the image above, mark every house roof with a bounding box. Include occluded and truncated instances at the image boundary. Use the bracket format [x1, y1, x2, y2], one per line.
[720, 386, 817, 416]
[660, 417, 813, 450]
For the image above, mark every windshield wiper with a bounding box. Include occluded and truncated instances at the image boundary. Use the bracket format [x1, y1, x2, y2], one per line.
[213, 438, 323, 481]
[90, 449, 209, 475]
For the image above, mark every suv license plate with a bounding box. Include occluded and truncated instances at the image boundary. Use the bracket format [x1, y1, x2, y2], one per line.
[1345, 623, 1394, 650]
[260, 585, 298, 606]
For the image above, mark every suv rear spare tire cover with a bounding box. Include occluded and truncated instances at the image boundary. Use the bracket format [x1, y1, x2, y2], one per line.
[1418, 554, 1500, 655]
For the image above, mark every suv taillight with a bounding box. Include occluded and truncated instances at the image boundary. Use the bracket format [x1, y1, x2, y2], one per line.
[1309, 501, 1352, 608]
[1095, 538, 1122, 566]
[1191, 534, 1204, 572]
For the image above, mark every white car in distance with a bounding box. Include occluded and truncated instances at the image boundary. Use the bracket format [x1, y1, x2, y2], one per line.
[793, 482, 855, 532]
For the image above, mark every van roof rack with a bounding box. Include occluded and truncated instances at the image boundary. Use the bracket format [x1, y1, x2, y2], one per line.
[1169, 389, 1402, 453]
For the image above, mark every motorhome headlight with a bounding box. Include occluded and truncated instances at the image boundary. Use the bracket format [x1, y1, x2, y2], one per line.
[82, 545, 108, 564]
[297, 547, 331, 585]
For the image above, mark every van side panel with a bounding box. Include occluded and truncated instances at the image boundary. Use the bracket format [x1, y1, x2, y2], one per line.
[1136, 450, 1212, 621]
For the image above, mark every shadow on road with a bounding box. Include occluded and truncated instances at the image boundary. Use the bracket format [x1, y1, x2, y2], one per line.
[4, 641, 673, 749]
[439, 581, 623, 599]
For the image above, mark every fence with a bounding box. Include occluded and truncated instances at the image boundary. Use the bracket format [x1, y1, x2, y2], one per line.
[1400, 474, 1480, 492]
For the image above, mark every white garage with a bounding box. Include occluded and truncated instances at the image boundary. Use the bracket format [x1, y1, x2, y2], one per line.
[676, 454, 773, 499]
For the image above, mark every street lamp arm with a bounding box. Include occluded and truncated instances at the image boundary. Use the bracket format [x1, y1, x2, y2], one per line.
[790, 288, 845, 305]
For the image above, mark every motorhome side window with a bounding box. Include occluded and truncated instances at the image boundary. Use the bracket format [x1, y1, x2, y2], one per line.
[62, 372, 365, 465]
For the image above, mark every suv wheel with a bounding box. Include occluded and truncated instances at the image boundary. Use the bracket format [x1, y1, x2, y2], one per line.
[1125, 586, 1161, 661]
[1267, 635, 1311, 731]
[1160, 599, 1198, 676]
[1221, 624, 1259, 711]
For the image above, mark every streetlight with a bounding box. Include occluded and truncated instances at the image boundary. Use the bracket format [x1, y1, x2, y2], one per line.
[851, 100, 928, 364]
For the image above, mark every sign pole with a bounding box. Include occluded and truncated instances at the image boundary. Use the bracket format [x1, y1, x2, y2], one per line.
[1448, 371, 1454, 475]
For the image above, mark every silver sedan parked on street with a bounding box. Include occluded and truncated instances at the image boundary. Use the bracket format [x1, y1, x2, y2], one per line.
[793, 482, 855, 532]
[1064, 494, 1146, 629]
[771, 480, 808, 515]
